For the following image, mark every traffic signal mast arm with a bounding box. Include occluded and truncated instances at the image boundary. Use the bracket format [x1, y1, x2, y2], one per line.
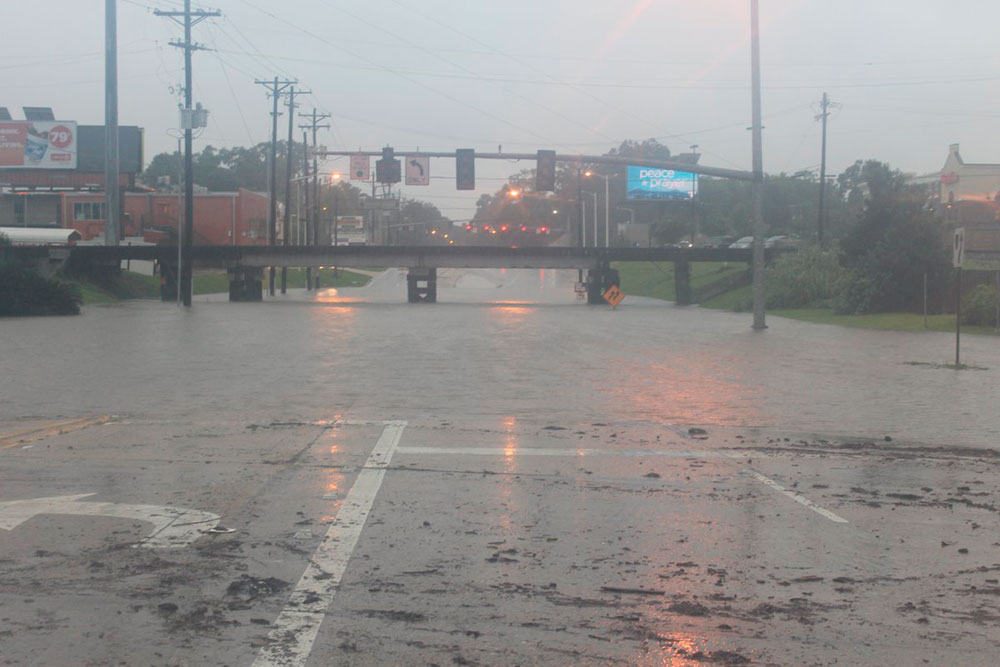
[318, 150, 753, 182]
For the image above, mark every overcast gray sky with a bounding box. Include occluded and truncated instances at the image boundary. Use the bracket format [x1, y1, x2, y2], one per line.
[5, 1, 1000, 221]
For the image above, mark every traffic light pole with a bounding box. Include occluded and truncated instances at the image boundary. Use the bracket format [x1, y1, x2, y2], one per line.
[319, 150, 753, 182]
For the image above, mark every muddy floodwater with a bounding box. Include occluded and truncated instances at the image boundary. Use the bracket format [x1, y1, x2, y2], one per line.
[1, 268, 999, 666]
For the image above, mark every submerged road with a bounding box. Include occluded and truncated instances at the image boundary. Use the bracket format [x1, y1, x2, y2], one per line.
[1, 268, 999, 666]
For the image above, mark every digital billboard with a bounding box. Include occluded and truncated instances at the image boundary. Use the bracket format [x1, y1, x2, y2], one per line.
[627, 166, 697, 201]
[0, 121, 77, 169]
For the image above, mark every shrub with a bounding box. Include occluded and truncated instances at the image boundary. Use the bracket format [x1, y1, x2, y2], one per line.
[766, 244, 848, 309]
[963, 284, 999, 327]
[0, 261, 82, 316]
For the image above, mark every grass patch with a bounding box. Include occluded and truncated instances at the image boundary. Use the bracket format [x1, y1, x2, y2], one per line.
[72, 271, 161, 305]
[613, 261, 748, 301]
[701, 289, 1000, 337]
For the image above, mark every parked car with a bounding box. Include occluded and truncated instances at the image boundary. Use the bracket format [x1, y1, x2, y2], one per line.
[729, 236, 754, 249]
[705, 235, 737, 248]
[765, 235, 803, 249]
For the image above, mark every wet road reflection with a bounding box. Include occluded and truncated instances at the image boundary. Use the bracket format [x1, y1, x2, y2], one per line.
[3, 268, 1000, 665]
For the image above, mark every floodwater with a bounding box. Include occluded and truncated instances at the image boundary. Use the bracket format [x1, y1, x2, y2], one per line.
[1, 268, 999, 666]
[3, 267, 998, 446]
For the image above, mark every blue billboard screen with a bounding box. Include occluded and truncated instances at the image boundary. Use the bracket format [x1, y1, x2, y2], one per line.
[626, 166, 698, 201]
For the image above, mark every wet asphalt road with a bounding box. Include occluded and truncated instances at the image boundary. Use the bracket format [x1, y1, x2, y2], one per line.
[1, 268, 1000, 666]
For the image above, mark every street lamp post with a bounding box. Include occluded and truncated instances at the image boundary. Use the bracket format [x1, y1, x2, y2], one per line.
[585, 192, 598, 247]
[584, 170, 612, 247]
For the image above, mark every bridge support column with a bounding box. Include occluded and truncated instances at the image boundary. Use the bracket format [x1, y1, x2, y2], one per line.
[674, 259, 692, 305]
[586, 267, 620, 304]
[228, 266, 263, 302]
[407, 267, 437, 303]
[159, 260, 178, 301]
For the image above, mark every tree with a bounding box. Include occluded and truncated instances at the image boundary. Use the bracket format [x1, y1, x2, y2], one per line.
[835, 160, 950, 314]
[141, 141, 305, 198]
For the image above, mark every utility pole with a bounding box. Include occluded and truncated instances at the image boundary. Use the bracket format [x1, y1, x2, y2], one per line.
[302, 130, 311, 289]
[254, 77, 295, 296]
[299, 108, 329, 290]
[156, 1, 220, 307]
[280, 87, 308, 294]
[749, 0, 766, 330]
[104, 0, 119, 248]
[816, 92, 830, 245]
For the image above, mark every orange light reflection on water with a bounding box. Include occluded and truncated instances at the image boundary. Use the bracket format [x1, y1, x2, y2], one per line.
[607, 355, 760, 426]
[314, 290, 364, 306]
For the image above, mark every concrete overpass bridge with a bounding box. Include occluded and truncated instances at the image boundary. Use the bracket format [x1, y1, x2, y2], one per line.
[11, 244, 775, 304]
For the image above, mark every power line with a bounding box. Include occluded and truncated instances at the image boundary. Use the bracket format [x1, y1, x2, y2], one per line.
[234, 0, 553, 144]
[326, 3, 619, 145]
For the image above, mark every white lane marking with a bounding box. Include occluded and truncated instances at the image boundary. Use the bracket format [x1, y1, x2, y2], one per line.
[0, 493, 221, 548]
[252, 420, 407, 667]
[736, 466, 848, 524]
[396, 446, 722, 458]
[396, 445, 847, 524]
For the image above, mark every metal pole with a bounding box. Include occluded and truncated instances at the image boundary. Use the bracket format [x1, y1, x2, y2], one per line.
[181, 0, 194, 307]
[923, 272, 928, 328]
[104, 0, 120, 247]
[303, 130, 311, 290]
[604, 176, 610, 247]
[311, 117, 320, 288]
[817, 92, 828, 245]
[956, 267, 962, 367]
[750, 0, 766, 330]
[587, 192, 597, 248]
[268, 78, 279, 296]
[281, 87, 296, 295]
[176, 137, 182, 306]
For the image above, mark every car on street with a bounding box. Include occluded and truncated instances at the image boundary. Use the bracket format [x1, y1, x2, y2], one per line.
[765, 235, 803, 248]
[729, 236, 754, 249]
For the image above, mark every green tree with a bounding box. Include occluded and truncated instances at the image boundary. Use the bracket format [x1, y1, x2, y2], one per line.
[835, 160, 950, 314]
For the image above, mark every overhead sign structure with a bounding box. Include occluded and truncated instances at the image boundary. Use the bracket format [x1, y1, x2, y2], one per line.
[626, 166, 697, 201]
[953, 227, 965, 268]
[350, 154, 370, 181]
[405, 156, 430, 186]
[0, 120, 77, 169]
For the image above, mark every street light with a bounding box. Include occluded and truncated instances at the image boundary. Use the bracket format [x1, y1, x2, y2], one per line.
[585, 192, 597, 247]
[584, 170, 612, 247]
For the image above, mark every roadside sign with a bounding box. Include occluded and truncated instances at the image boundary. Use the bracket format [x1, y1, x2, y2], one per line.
[574, 282, 587, 298]
[953, 227, 965, 268]
[350, 154, 370, 181]
[603, 284, 625, 307]
[405, 156, 430, 186]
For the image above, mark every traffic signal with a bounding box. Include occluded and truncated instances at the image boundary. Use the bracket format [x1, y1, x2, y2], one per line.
[376, 146, 401, 184]
[536, 149, 556, 191]
[456, 148, 475, 190]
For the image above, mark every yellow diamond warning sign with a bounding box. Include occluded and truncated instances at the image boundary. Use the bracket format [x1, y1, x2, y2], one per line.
[603, 284, 625, 307]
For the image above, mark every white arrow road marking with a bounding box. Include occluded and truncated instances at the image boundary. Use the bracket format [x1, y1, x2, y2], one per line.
[0, 493, 221, 548]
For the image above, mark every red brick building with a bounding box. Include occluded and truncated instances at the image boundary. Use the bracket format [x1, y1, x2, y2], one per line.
[59, 189, 270, 245]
